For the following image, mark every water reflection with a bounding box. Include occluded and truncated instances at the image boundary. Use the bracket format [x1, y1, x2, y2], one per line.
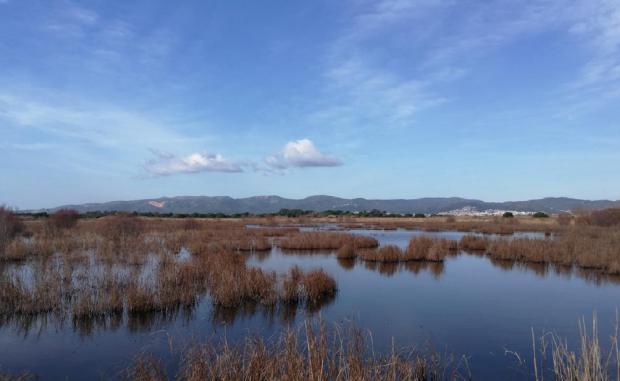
[2, 228, 620, 381]
[336, 257, 355, 270]
[210, 294, 336, 325]
[487, 257, 620, 285]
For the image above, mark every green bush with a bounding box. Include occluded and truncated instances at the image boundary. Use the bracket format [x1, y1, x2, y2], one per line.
[502, 212, 514, 218]
[532, 212, 549, 218]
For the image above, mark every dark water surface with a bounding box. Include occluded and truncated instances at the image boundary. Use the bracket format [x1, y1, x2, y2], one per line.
[1, 229, 618, 380]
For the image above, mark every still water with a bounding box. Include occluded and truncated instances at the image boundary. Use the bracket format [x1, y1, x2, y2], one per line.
[0, 229, 618, 380]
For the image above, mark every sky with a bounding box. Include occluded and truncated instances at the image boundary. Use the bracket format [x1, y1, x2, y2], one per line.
[1, 0, 619, 209]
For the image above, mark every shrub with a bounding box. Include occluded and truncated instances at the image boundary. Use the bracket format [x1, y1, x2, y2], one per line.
[98, 213, 143, 242]
[502, 212, 514, 218]
[557, 213, 573, 226]
[590, 208, 620, 227]
[533, 212, 549, 218]
[0, 206, 24, 249]
[47, 209, 80, 231]
[414, 213, 426, 218]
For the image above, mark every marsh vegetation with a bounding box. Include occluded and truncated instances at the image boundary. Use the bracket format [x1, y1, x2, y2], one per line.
[1, 208, 620, 379]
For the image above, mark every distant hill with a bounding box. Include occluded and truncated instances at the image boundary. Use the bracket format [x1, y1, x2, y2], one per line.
[32, 195, 620, 215]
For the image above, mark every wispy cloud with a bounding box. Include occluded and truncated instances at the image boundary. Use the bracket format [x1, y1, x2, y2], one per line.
[144, 150, 244, 176]
[0, 93, 199, 150]
[265, 139, 342, 169]
[565, 0, 620, 96]
[313, 58, 447, 127]
[312, 0, 455, 130]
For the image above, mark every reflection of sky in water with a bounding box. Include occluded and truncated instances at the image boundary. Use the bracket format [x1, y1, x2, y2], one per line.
[0, 228, 616, 380]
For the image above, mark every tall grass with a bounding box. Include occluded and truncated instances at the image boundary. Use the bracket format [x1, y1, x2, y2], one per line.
[405, 237, 456, 262]
[0, 207, 24, 253]
[531, 314, 620, 381]
[279, 232, 379, 250]
[126, 321, 469, 381]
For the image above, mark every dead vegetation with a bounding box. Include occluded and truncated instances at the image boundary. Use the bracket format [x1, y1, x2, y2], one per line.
[455, 227, 620, 275]
[405, 237, 457, 262]
[278, 232, 379, 251]
[0, 217, 340, 331]
[127, 321, 469, 381]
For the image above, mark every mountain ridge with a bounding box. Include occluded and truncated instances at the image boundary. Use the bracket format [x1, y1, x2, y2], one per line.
[30, 195, 620, 215]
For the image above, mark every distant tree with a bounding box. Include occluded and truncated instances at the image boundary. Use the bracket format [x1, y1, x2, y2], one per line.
[502, 212, 514, 218]
[414, 213, 426, 218]
[532, 212, 549, 218]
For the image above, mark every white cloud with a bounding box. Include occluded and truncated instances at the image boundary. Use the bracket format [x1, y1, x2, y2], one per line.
[265, 139, 342, 169]
[144, 150, 243, 176]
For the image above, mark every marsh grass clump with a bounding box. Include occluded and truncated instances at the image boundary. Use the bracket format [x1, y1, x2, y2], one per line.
[283, 266, 338, 306]
[143, 321, 467, 381]
[278, 232, 378, 251]
[359, 245, 403, 263]
[123, 354, 167, 381]
[458, 235, 489, 251]
[405, 237, 455, 262]
[336, 243, 357, 259]
[300, 269, 337, 304]
[0, 268, 64, 317]
[72, 274, 125, 320]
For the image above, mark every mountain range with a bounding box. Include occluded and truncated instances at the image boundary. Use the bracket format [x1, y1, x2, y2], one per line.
[34, 195, 620, 215]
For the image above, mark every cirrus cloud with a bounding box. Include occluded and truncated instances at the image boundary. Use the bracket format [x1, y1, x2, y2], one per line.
[265, 139, 342, 169]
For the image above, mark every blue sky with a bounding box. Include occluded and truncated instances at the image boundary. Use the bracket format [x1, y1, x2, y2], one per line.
[1, 0, 619, 209]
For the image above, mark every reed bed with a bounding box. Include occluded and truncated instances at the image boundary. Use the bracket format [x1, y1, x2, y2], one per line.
[336, 243, 357, 259]
[278, 232, 379, 251]
[359, 245, 403, 262]
[483, 227, 620, 274]
[332, 216, 557, 235]
[458, 235, 489, 251]
[126, 321, 469, 381]
[356, 238, 456, 264]
[0, 237, 338, 327]
[404, 237, 457, 262]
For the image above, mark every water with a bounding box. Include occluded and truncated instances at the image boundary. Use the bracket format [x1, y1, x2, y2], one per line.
[0, 229, 617, 380]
